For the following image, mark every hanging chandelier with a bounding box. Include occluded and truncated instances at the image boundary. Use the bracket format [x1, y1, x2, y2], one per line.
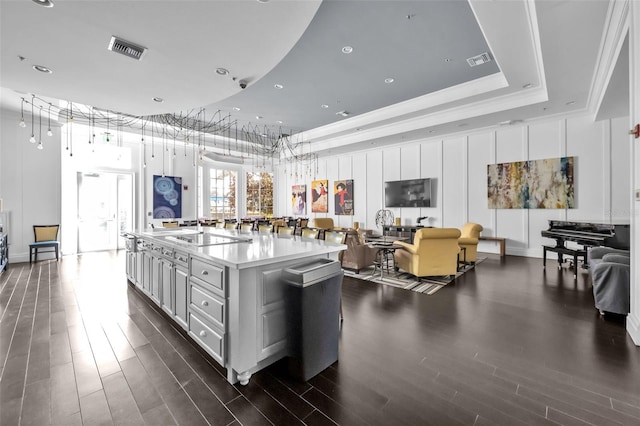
[18, 95, 317, 175]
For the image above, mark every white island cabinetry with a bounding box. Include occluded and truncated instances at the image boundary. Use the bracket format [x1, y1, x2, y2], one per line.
[124, 228, 345, 385]
[188, 255, 226, 365]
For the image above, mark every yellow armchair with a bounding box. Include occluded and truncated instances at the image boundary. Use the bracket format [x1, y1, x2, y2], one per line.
[312, 218, 334, 230]
[458, 222, 483, 263]
[394, 228, 461, 277]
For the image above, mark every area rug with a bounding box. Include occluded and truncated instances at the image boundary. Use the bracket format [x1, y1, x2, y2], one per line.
[344, 257, 486, 295]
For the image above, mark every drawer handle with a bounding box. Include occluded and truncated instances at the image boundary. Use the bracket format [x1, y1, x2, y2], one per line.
[201, 300, 209, 307]
[178, 256, 186, 262]
[199, 330, 207, 337]
[201, 270, 209, 276]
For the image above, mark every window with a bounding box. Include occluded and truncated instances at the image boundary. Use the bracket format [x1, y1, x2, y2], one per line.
[246, 172, 273, 217]
[209, 168, 236, 220]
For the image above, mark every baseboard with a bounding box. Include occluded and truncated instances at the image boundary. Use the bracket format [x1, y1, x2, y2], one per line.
[627, 312, 640, 346]
[9, 251, 57, 264]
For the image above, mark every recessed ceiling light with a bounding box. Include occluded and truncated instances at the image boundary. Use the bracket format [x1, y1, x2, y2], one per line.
[216, 68, 229, 75]
[428, 130, 436, 133]
[276, 120, 283, 124]
[257, 0, 270, 3]
[444, 58, 453, 62]
[342, 46, 353, 54]
[274, 83, 283, 89]
[336, 111, 350, 117]
[566, 101, 576, 106]
[232, 107, 240, 111]
[152, 97, 164, 103]
[384, 78, 395, 84]
[32, 65, 52, 73]
[256, 115, 263, 120]
[321, 104, 329, 109]
[522, 83, 533, 89]
[31, 0, 54, 7]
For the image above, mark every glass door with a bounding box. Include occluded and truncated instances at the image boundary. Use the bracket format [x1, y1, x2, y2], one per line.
[77, 172, 133, 252]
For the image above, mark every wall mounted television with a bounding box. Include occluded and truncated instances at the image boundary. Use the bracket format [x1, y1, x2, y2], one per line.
[385, 178, 432, 208]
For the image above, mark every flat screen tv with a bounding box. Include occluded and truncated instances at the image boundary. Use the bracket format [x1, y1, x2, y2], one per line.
[385, 178, 432, 208]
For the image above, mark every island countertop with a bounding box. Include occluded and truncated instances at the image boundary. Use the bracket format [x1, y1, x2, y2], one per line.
[129, 227, 346, 269]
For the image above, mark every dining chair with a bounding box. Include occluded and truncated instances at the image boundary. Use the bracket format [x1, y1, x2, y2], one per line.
[324, 230, 346, 244]
[29, 224, 60, 264]
[258, 224, 274, 234]
[162, 221, 179, 228]
[240, 223, 254, 232]
[301, 228, 319, 239]
[225, 222, 238, 230]
[277, 226, 295, 235]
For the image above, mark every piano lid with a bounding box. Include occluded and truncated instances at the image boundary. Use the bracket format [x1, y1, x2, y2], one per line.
[545, 220, 614, 234]
[543, 220, 629, 250]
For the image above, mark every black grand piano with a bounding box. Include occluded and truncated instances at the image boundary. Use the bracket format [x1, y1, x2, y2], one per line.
[541, 220, 630, 277]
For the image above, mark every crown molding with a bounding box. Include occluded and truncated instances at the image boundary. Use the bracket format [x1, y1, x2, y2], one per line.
[310, 85, 549, 154]
[588, 0, 630, 120]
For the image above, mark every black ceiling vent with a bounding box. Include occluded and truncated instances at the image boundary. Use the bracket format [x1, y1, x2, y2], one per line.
[108, 36, 147, 61]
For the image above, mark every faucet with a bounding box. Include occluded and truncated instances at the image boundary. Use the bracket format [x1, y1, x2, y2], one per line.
[417, 216, 429, 225]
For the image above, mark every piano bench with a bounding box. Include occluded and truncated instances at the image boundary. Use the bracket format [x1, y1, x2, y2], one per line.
[479, 236, 506, 257]
[543, 245, 587, 278]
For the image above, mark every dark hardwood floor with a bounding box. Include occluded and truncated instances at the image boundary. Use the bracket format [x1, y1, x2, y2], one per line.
[2, 251, 640, 425]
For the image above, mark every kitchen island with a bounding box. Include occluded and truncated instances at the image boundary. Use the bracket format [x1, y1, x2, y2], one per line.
[124, 227, 346, 385]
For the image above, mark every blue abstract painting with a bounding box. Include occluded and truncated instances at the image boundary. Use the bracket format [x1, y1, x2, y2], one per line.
[153, 175, 182, 218]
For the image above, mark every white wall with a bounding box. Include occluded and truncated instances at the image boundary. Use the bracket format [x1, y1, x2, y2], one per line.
[0, 108, 62, 262]
[2, 106, 631, 263]
[275, 114, 631, 258]
[627, 0, 640, 344]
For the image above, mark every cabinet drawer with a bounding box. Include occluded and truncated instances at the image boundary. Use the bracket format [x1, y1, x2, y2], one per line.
[190, 257, 224, 290]
[189, 312, 224, 365]
[174, 250, 188, 266]
[190, 283, 225, 330]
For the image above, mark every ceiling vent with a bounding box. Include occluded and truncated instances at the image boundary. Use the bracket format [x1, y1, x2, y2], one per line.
[108, 36, 147, 61]
[467, 52, 492, 67]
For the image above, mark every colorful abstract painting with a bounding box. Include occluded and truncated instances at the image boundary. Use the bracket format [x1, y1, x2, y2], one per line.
[487, 157, 574, 209]
[334, 179, 354, 215]
[153, 175, 182, 218]
[311, 179, 328, 213]
[291, 184, 306, 215]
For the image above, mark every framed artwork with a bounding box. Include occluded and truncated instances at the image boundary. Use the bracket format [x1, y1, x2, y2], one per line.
[292, 184, 306, 215]
[334, 179, 354, 215]
[153, 175, 183, 218]
[487, 156, 574, 209]
[311, 179, 328, 213]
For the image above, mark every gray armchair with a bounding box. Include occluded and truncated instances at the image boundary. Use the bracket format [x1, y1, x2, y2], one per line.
[589, 247, 630, 315]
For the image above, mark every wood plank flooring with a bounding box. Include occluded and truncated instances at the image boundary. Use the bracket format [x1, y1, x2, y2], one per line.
[1, 251, 640, 425]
